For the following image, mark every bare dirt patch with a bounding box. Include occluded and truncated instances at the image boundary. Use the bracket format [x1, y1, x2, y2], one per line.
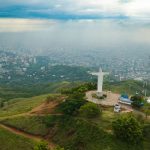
[30, 95, 66, 115]
[30, 101, 59, 115]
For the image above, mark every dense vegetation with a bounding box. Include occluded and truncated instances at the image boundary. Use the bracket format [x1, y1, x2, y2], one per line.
[34, 141, 49, 150]
[131, 95, 144, 108]
[79, 102, 101, 118]
[0, 65, 92, 85]
[112, 114, 143, 144]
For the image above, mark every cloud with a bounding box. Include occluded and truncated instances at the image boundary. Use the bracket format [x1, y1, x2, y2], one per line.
[0, 18, 56, 32]
[0, 0, 150, 20]
[0, 19, 150, 57]
[124, 0, 150, 19]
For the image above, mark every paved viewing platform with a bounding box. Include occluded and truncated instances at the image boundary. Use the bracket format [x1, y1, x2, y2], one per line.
[86, 91, 133, 112]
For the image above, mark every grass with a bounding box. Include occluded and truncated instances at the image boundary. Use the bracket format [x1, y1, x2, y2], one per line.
[0, 81, 79, 101]
[50, 116, 144, 150]
[104, 80, 150, 96]
[0, 126, 37, 150]
[0, 94, 60, 118]
[2, 110, 150, 150]
[0, 80, 150, 150]
[0, 80, 149, 101]
[1, 116, 49, 136]
[90, 107, 118, 131]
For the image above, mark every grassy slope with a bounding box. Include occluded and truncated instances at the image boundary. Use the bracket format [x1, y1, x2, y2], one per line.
[0, 94, 60, 118]
[2, 111, 150, 150]
[1, 80, 149, 101]
[104, 80, 150, 96]
[0, 80, 150, 150]
[1, 116, 49, 136]
[0, 127, 36, 150]
[0, 81, 78, 101]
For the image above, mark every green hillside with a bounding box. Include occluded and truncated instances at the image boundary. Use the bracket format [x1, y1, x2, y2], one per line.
[2, 113, 150, 150]
[0, 81, 78, 101]
[104, 80, 150, 96]
[0, 81, 150, 150]
[1, 80, 149, 102]
[0, 94, 60, 118]
[0, 127, 37, 150]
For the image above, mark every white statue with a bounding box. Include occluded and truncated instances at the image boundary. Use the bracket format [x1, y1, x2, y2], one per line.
[91, 68, 109, 96]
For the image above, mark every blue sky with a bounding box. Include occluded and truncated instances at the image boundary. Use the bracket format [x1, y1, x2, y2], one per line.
[0, 0, 150, 19]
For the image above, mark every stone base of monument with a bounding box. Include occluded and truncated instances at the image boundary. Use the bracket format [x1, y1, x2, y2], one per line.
[96, 92, 103, 97]
[92, 91, 107, 100]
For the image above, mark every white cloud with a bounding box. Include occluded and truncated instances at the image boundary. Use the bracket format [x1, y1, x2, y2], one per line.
[124, 0, 150, 18]
[0, 18, 56, 32]
[65, 0, 150, 19]
[0, 0, 150, 19]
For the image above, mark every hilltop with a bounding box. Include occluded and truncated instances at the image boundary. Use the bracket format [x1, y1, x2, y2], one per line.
[0, 82, 150, 150]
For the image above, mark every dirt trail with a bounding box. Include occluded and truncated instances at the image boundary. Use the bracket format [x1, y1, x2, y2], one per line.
[0, 124, 55, 149]
[0, 100, 61, 149]
[30, 101, 59, 115]
[0, 100, 62, 121]
[0, 97, 68, 149]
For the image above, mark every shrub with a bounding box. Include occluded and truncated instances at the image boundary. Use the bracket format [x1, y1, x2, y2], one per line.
[53, 146, 65, 150]
[79, 102, 101, 118]
[143, 124, 150, 139]
[68, 119, 105, 150]
[69, 91, 85, 100]
[131, 95, 144, 108]
[143, 103, 150, 119]
[46, 96, 52, 104]
[34, 141, 49, 150]
[61, 82, 96, 95]
[112, 115, 143, 144]
[60, 99, 86, 115]
[0, 100, 4, 108]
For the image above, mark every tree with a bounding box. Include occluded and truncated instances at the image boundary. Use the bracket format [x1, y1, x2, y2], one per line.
[79, 102, 101, 118]
[34, 141, 49, 150]
[143, 124, 150, 139]
[143, 103, 150, 119]
[131, 95, 144, 108]
[61, 82, 96, 95]
[112, 115, 143, 144]
[60, 99, 86, 115]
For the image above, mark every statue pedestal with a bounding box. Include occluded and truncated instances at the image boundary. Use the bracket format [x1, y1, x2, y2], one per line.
[96, 92, 103, 97]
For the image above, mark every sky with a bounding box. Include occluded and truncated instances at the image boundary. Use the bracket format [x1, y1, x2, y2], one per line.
[0, 0, 150, 20]
[0, 0, 150, 56]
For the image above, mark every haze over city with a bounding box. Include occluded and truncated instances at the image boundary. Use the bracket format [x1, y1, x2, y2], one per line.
[0, 0, 150, 56]
[0, 1, 150, 150]
[0, 0, 150, 82]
